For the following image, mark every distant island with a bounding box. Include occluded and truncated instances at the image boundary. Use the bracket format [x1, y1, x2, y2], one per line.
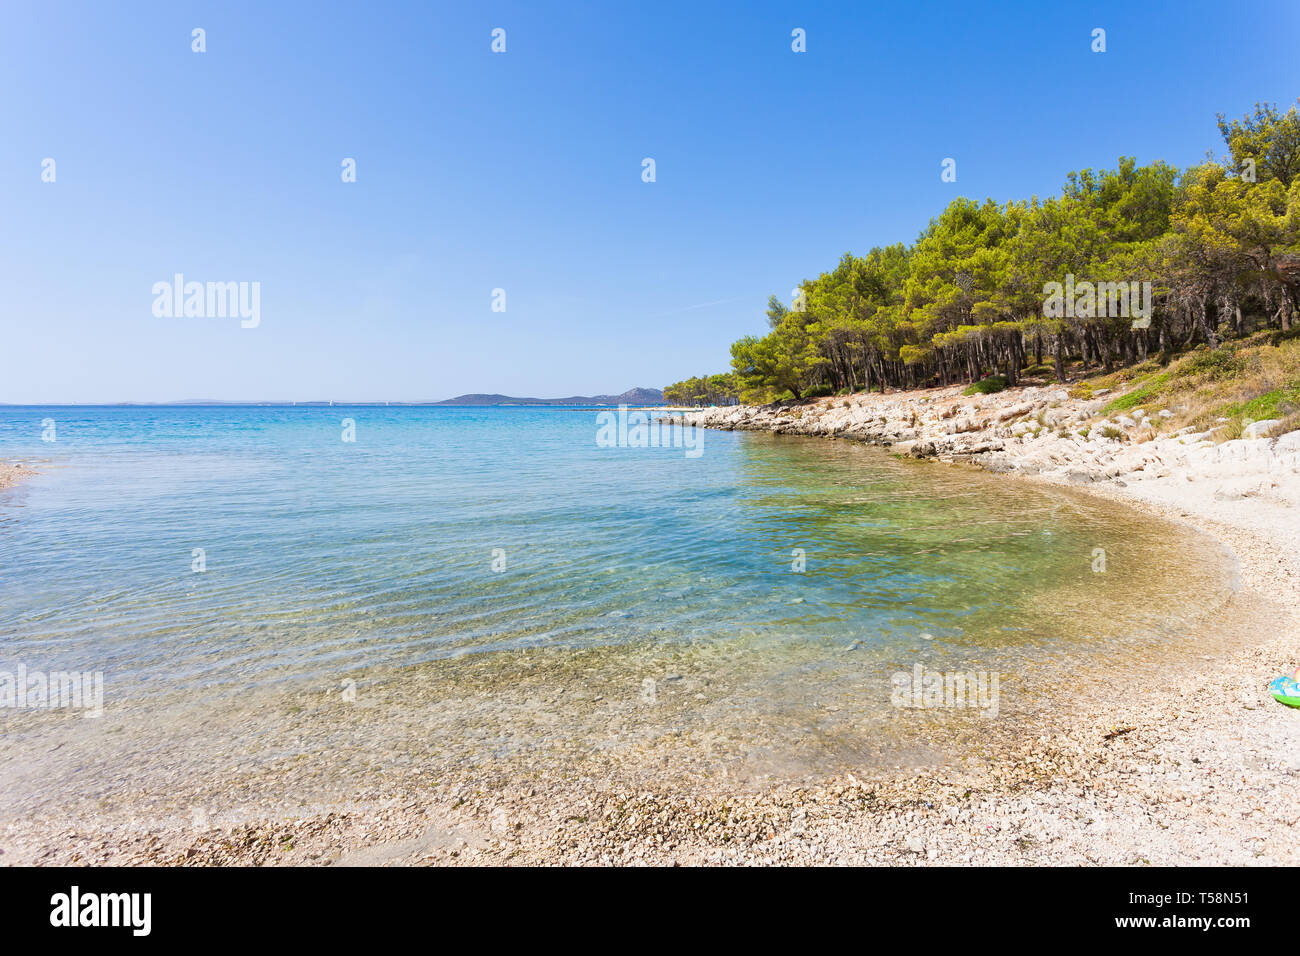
[433, 387, 664, 406]
[1, 387, 666, 407]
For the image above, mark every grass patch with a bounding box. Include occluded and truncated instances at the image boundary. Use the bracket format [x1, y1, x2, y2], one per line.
[1220, 384, 1300, 423]
[1104, 372, 1170, 413]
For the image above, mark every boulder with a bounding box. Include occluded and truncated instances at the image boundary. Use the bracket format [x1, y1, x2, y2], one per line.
[1243, 419, 1281, 439]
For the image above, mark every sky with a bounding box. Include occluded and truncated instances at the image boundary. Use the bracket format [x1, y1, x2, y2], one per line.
[1, 0, 1298, 403]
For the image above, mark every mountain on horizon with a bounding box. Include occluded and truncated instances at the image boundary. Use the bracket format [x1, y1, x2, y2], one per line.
[0, 388, 667, 407]
[433, 387, 664, 406]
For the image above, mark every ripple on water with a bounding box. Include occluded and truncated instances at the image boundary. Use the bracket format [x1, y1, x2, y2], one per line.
[0, 407, 1245, 811]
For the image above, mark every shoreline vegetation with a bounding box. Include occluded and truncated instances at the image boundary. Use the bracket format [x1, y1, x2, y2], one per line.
[664, 101, 1300, 414]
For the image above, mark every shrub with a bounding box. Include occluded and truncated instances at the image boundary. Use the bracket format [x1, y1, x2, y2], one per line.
[1181, 346, 1248, 380]
[963, 375, 1009, 396]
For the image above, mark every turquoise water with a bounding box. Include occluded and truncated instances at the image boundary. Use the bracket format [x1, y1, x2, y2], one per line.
[0, 405, 1244, 805]
[0, 405, 1233, 696]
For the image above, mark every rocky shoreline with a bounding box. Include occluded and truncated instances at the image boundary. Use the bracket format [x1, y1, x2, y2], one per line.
[671, 383, 1300, 499]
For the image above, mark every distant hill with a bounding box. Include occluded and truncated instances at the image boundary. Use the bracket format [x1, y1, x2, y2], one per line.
[434, 387, 664, 406]
[6, 387, 667, 407]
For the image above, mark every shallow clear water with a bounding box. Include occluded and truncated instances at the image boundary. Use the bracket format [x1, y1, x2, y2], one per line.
[0, 405, 1240, 807]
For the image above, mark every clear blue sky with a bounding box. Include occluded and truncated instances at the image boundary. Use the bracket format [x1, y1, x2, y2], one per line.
[2, 0, 1297, 402]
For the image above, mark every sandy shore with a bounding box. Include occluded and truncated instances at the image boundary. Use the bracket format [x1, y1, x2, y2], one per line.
[0, 462, 32, 491]
[3, 390, 1299, 866]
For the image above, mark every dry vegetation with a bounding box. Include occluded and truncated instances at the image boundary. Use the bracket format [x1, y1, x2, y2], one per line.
[1065, 331, 1300, 442]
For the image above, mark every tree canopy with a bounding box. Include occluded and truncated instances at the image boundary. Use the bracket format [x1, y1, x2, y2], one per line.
[665, 100, 1300, 404]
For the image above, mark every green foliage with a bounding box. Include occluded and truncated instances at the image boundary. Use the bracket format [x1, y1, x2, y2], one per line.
[963, 375, 1009, 395]
[1180, 347, 1249, 380]
[1222, 385, 1300, 422]
[1217, 100, 1300, 187]
[685, 101, 1300, 403]
[1104, 372, 1171, 413]
[662, 372, 740, 406]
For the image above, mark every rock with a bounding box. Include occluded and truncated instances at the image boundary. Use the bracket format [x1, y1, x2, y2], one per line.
[1214, 477, 1277, 501]
[982, 458, 1019, 474]
[997, 403, 1035, 422]
[1244, 420, 1280, 439]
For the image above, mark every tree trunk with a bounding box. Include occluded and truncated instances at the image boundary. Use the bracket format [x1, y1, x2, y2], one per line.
[1197, 295, 1218, 348]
